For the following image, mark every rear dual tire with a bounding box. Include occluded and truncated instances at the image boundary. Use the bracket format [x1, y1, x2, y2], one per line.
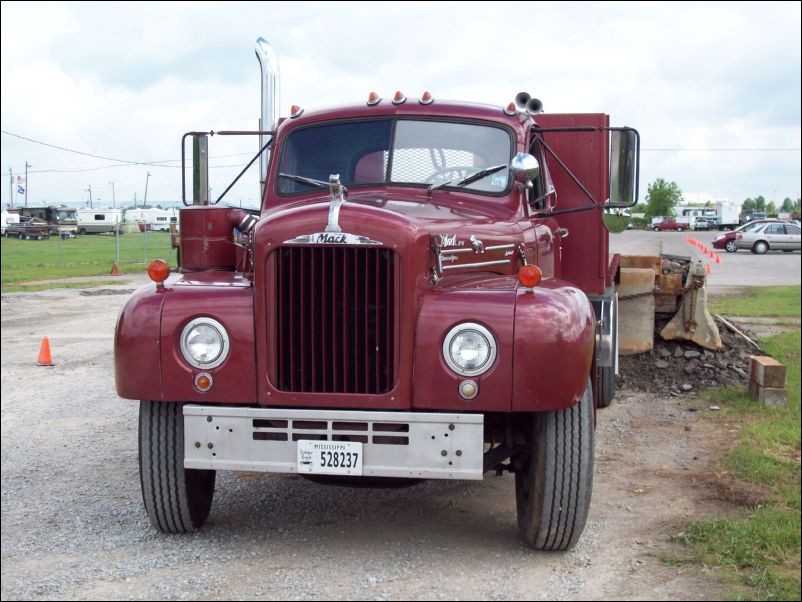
[515, 380, 594, 551]
[139, 401, 216, 533]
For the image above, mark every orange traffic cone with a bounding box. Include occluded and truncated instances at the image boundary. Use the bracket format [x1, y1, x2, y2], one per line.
[110, 263, 121, 276]
[709, 250, 715, 259]
[715, 254, 721, 264]
[36, 337, 55, 366]
[706, 263, 712, 275]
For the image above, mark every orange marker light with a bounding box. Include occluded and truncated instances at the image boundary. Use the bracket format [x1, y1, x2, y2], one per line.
[290, 104, 304, 118]
[367, 91, 381, 105]
[194, 372, 213, 392]
[392, 90, 406, 104]
[504, 102, 517, 116]
[420, 90, 434, 105]
[518, 264, 542, 288]
[147, 259, 170, 283]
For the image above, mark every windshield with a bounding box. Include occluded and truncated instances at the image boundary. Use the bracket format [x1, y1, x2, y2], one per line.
[277, 119, 512, 195]
[54, 210, 76, 223]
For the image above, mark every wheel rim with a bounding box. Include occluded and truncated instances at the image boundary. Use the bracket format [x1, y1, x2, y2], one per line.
[725, 241, 736, 252]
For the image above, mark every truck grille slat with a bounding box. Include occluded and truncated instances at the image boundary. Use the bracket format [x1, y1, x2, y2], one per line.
[275, 247, 396, 394]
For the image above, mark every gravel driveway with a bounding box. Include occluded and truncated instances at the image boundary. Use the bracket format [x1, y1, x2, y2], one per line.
[2, 277, 732, 600]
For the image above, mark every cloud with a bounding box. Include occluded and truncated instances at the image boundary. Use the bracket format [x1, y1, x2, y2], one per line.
[1, 1, 800, 207]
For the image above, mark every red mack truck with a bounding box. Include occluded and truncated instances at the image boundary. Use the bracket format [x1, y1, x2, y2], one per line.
[115, 37, 639, 551]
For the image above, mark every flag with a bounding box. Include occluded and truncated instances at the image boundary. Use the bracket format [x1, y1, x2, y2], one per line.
[17, 185, 24, 194]
[16, 175, 25, 195]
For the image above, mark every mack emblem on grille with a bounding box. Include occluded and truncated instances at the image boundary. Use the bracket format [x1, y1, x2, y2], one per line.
[283, 232, 383, 245]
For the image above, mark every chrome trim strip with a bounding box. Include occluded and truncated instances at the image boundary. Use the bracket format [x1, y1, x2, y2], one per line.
[442, 259, 510, 271]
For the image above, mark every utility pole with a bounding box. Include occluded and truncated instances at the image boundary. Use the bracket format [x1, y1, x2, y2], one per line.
[85, 185, 93, 209]
[8, 167, 12, 210]
[109, 181, 116, 209]
[133, 192, 137, 208]
[143, 171, 151, 208]
[25, 162, 31, 207]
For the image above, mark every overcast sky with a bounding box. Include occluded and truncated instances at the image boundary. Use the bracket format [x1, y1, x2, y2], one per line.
[1, 1, 800, 210]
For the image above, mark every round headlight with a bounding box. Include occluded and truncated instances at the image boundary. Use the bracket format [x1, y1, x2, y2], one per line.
[180, 317, 230, 369]
[443, 323, 497, 376]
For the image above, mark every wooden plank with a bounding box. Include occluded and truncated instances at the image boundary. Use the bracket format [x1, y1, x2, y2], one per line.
[619, 255, 661, 276]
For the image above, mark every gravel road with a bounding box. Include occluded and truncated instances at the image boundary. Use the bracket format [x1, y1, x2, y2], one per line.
[2, 275, 737, 600]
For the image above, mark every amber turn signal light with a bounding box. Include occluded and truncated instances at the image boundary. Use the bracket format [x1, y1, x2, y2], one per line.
[518, 264, 542, 288]
[147, 259, 170, 283]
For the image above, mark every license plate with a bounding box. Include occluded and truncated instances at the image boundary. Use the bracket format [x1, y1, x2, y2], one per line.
[297, 440, 363, 476]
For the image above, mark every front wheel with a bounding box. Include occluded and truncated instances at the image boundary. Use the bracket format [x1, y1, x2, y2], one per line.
[515, 380, 594, 551]
[139, 401, 216, 533]
[752, 240, 769, 254]
[725, 240, 737, 253]
[653, 227, 660, 232]
[675, 226, 685, 232]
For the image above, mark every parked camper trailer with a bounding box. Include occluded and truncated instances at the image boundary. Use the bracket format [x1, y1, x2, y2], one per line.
[124, 208, 177, 232]
[77, 209, 123, 235]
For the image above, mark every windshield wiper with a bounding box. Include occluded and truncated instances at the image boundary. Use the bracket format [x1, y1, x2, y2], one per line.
[278, 173, 330, 190]
[428, 164, 508, 192]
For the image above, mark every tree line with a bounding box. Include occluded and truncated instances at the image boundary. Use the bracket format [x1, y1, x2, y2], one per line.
[631, 178, 801, 221]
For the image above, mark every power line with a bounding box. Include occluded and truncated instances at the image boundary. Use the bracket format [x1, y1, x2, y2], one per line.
[2, 130, 256, 174]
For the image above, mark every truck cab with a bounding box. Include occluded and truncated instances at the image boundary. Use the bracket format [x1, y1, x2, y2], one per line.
[115, 38, 638, 550]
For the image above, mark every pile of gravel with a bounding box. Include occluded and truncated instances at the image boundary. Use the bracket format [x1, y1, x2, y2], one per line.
[618, 318, 757, 394]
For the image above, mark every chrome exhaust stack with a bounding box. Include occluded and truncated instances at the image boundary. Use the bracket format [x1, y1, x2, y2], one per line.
[255, 37, 280, 198]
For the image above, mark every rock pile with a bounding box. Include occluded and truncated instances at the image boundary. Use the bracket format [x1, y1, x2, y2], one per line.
[618, 317, 757, 395]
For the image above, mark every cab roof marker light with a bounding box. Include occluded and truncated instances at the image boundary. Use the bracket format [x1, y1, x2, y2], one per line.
[420, 91, 434, 105]
[503, 102, 517, 116]
[367, 92, 381, 106]
[392, 90, 406, 105]
[290, 104, 304, 118]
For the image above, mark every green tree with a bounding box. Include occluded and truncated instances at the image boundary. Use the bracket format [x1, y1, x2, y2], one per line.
[644, 178, 682, 220]
[631, 203, 649, 214]
[781, 197, 794, 212]
[754, 195, 767, 212]
[767, 201, 777, 215]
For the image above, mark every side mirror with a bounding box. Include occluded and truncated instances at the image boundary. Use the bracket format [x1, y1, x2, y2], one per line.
[510, 152, 540, 184]
[608, 128, 638, 207]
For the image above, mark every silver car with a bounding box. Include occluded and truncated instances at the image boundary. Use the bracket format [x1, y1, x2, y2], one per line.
[735, 221, 802, 254]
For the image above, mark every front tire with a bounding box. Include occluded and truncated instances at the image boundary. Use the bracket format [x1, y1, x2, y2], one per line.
[139, 401, 216, 533]
[725, 240, 737, 253]
[752, 240, 769, 254]
[515, 380, 594, 551]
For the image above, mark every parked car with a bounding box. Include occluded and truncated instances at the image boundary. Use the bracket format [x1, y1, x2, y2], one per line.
[652, 218, 686, 232]
[693, 218, 712, 231]
[734, 221, 801, 254]
[713, 220, 784, 253]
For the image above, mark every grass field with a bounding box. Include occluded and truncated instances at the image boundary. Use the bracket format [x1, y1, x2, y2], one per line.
[676, 286, 801, 601]
[1, 232, 176, 289]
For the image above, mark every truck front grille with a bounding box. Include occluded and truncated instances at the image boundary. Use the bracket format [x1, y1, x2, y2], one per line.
[275, 247, 396, 394]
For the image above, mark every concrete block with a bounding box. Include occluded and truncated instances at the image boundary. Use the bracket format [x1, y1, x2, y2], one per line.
[748, 380, 788, 408]
[657, 273, 683, 296]
[749, 356, 786, 388]
[655, 293, 679, 314]
[620, 255, 661, 276]
[618, 267, 655, 356]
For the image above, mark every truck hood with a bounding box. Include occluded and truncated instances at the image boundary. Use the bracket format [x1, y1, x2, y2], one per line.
[259, 190, 527, 251]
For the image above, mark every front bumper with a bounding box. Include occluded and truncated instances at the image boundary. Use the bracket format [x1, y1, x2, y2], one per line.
[184, 406, 484, 480]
